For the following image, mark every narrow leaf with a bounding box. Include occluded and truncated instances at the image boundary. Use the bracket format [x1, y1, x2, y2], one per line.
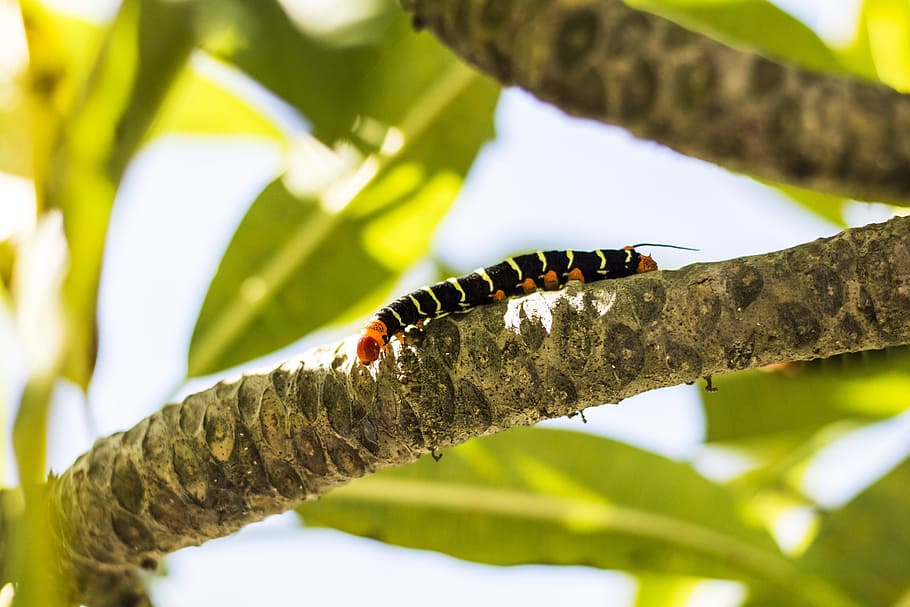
[703, 351, 910, 443]
[18, 3, 105, 186]
[634, 574, 702, 607]
[204, 0, 398, 144]
[40, 0, 198, 388]
[148, 57, 285, 139]
[188, 20, 498, 376]
[861, 0, 910, 91]
[796, 457, 910, 606]
[297, 428, 857, 607]
[767, 183, 848, 229]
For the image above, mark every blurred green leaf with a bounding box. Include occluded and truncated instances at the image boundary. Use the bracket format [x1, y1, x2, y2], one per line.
[702, 353, 910, 506]
[17, 3, 106, 185]
[715, 427, 842, 502]
[299, 428, 778, 575]
[633, 574, 703, 607]
[768, 183, 848, 229]
[148, 58, 284, 139]
[204, 0, 399, 143]
[0, 90, 35, 179]
[703, 351, 910, 443]
[743, 588, 805, 607]
[40, 0, 199, 388]
[795, 457, 910, 606]
[297, 428, 858, 607]
[837, 1, 880, 80]
[0, 284, 5, 483]
[188, 15, 498, 376]
[10, 214, 69, 606]
[0, 238, 15, 290]
[858, 0, 910, 91]
[12, 407, 66, 607]
[630, 0, 843, 74]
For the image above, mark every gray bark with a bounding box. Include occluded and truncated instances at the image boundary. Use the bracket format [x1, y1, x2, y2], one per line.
[52, 216, 910, 606]
[400, 0, 910, 203]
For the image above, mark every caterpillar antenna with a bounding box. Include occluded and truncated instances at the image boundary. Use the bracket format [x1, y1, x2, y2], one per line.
[632, 243, 699, 251]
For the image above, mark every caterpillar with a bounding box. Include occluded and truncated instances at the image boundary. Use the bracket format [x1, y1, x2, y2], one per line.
[357, 245, 686, 365]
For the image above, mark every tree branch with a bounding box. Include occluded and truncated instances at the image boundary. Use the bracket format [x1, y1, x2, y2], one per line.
[399, 0, 910, 203]
[51, 216, 910, 605]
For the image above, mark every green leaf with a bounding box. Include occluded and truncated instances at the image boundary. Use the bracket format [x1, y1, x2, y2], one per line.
[297, 428, 859, 607]
[188, 20, 498, 376]
[837, 2, 880, 81]
[299, 429, 779, 575]
[714, 427, 839, 502]
[0, 86, 35, 178]
[633, 574, 703, 607]
[796, 457, 910, 606]
[148, 58, 284, 139]
[16, 3, 106, 184]
[702, 352, 910, 502]
[204, 0, 400, 143]
[766, 182, 848, 229]
[858, 0, 910, 91]
[703, 351, 910, 443]
[629, 0, 843, 74]
[742, 588, 804, 607]
[39, 0, 200, 388]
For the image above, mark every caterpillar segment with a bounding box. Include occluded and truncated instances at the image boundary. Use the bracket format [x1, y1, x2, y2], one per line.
[356, 246, 663, 365]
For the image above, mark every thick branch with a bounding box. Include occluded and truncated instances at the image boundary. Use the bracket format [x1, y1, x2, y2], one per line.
[400, 0, 910, 203]
[53, 217, 910, 605]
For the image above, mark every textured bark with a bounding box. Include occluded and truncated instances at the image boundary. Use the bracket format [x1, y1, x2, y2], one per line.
[52, 216, 910, 606]
[399, 0, 910, 203]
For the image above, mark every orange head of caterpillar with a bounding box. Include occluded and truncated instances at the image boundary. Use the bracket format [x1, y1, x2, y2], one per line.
[357, 319, 388, 365]
[637, 253, 658, 273]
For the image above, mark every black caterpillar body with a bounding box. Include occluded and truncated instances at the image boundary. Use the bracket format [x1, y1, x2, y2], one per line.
[357, 246, 658, 364]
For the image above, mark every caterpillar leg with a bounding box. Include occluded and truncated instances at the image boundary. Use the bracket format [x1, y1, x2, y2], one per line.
[543, 270, 560, 290]
[566, 268, 585, 283]
[395, 317, 425, 347]
[357, 319, 388, 364]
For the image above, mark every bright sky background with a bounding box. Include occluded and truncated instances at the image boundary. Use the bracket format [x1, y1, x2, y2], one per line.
[4, 1, 910, 606]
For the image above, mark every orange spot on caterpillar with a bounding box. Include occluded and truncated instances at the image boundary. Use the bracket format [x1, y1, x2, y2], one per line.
[522, 277, 537, 294]
[357, 319, 388, 364]
[566, 268, 585, 282]
[544, 269, 561, 288]
[493, 289, 507, 302]
[637, 254, 658, 273]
